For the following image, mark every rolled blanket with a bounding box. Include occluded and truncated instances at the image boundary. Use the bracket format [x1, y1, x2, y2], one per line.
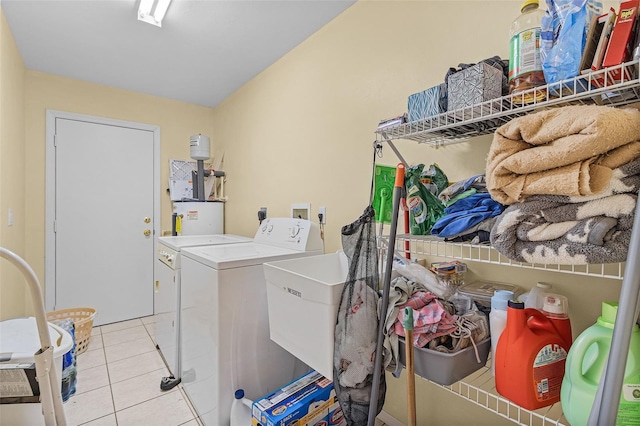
[486, 105, 640, 205]
[490, 158, 640, 264]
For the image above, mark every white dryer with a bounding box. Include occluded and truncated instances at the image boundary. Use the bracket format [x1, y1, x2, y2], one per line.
[154, 233, 251, 388]
[180, 218, 323, 425]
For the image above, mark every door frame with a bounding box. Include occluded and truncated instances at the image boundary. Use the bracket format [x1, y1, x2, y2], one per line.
[45, 110, 161, 312]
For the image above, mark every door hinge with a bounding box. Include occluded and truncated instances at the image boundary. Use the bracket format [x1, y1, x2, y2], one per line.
[53, 134, 57, 147]
[53, 220, 57, 233]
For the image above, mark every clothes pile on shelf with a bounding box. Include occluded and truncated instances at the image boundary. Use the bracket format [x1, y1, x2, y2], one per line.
[430, 174, 505, 243]
[486, 105, 640, 264]
[380, 276, 488, 377]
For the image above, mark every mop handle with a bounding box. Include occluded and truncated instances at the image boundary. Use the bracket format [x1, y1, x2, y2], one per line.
[368, 163, 406, 426]
[404, 307, 417, 426]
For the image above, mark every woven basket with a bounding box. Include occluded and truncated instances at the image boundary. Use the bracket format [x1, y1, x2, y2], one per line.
[47, 307, 97, 355]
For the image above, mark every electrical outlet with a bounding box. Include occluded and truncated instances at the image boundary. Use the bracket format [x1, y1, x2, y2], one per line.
[291, 203, 311, 220]
[258, 207, 267, 222]
[318, 207, 326, 224]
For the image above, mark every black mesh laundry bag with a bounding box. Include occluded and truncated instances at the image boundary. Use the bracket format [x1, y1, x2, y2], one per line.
[333, 206, 385, 425]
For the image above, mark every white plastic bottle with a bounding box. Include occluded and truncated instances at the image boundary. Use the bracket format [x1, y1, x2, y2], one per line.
[230, 389, 253, 426]
[490, 290, 514, 375]
[524, 282, 552, 310]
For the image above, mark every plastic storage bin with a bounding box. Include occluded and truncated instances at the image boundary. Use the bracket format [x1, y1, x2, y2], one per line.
[263, 252, 347, 379]
[0, 317, 73, 425]
[398, 336, 491, 385]
[458, 280, 523, 308]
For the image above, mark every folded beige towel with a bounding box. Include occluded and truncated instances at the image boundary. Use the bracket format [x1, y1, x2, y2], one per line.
[487, 105, 640, 205]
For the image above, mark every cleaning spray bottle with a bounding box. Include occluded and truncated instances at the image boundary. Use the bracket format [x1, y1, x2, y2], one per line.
[561, 302, 640, 426]
[495, 299, 571, 410]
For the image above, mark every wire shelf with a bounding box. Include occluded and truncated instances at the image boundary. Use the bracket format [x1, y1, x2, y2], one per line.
[436, 358, 567, 426]
[391, 234, 625, 280]
[376, 60, 640, 147]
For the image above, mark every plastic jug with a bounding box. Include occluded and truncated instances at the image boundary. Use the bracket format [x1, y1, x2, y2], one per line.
[489, 290, 513, 376]
[230, 389, 253, 426]
[541, 293, 572, 347]
[561, 302, 640, 426]
[524, 282, 552, 310]
[495, 299, 571, 410]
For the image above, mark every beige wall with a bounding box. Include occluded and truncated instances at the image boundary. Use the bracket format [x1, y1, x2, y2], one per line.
[213, 1, 622, 424]
[23, 72, 216, 293]
[1, 0, 626, 424]
[0, 9, 27, 320]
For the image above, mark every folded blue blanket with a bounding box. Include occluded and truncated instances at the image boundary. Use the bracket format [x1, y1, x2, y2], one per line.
[431, 193, 505, 238]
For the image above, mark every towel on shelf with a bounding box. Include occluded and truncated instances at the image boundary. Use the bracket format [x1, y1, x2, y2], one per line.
[431, 193, 505, 238]
[490, 158, 640, 264]
[486, 105, 640, 205]
[438, 174, 487, 204]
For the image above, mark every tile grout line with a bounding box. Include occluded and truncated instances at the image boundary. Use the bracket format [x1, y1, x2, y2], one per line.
[72, 318, 199, 425]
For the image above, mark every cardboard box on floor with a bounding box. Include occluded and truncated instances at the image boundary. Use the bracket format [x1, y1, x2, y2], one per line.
[251, 370, 346, 426]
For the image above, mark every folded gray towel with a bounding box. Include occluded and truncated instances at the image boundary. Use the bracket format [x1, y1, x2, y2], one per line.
[490, 159, 640, 264]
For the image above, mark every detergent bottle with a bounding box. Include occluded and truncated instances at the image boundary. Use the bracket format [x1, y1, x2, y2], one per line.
[541, 293, 572, 347]
[561, 302, 640, 426]
[230, 389, 253, 426]
[495, 299, 571, 410]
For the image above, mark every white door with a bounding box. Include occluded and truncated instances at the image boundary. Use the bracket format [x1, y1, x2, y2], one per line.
[46, 113, 158, 326]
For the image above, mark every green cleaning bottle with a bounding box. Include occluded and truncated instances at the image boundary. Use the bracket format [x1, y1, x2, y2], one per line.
[561, 302, 640, 425]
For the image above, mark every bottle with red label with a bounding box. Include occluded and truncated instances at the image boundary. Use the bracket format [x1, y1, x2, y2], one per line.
[494, 299, 572, 410]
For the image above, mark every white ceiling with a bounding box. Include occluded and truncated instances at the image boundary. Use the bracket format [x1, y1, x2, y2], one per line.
[2, 0, 355, 107]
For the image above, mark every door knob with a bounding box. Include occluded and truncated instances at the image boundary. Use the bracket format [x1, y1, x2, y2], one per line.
[144, 229, 151, 236]
[144, 217, 151, 223]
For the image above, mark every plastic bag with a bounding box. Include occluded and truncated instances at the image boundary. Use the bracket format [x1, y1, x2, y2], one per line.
[392, 254, 455, 299]
[541, 0, 589, 84]
[420, 163, 449, 196]
[405, 164, 445, 235]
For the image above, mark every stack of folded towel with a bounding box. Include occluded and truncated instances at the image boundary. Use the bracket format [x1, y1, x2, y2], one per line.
[486, 105, 640, 264]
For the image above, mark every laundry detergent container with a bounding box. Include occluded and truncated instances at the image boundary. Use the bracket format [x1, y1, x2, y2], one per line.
[0, 317, 73, 425]
[264, 252, 347, 379]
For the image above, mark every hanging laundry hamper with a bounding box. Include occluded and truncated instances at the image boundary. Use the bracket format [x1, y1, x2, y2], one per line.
[47, 307, 96, 355]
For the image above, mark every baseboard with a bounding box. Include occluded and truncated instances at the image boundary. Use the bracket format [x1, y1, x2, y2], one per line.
[377, 410, 404, 426]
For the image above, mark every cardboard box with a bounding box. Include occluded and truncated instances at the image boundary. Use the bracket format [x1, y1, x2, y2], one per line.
[407, 84, 445, 121]
[602, 0, 639, 81]
[252, 370, 346, 426]
[447, 62, 502, 111]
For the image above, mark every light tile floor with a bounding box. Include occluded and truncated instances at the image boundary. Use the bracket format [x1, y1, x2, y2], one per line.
[63, 315, 199, 426]
[63, 315, 388, 426]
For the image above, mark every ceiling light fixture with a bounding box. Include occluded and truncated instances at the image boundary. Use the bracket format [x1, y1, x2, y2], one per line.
[138, 0, 172, 27]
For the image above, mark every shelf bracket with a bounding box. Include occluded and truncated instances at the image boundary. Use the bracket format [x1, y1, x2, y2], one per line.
[380, 131, 408, 167]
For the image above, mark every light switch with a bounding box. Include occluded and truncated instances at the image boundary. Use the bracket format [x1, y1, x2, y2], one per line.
[8, 209, 13, 226]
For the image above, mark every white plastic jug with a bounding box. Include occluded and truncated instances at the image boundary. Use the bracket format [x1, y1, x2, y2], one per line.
[230, 389, 253, 426]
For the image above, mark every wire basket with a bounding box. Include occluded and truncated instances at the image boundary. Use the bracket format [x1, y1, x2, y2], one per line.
[46, 307, 96, 355]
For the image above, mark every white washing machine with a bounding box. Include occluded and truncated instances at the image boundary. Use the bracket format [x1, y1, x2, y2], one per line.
[180, 218, 323, 425]
[154, 233, 251, 387]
